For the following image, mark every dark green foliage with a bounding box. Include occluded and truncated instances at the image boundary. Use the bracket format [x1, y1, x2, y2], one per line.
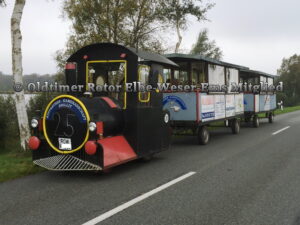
[190, 29, 223, 60]
[277, 54, 300, 106]
[0, 95, 19, 151]
[0, 0, 6, 7]
[0, 92, 59, 152]
[159, 0, 214, 29]
[0, 98, 7, 148]
[159, 0, 214, 52]
[27, 92, 59, 120]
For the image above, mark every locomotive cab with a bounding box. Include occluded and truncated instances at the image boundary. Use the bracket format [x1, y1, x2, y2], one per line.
[29, 43, 177, 171]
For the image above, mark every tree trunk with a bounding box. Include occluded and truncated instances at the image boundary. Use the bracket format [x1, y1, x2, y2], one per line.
[11, 0, 30, 151]
[175, 21, 182, 53]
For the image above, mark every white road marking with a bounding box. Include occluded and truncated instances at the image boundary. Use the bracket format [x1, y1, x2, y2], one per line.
[82, 171, 196, 225]
[272, 126, 290, 135]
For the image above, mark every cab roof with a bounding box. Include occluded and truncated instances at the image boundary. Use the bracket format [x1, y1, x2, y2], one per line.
[128, 47, 179, 67]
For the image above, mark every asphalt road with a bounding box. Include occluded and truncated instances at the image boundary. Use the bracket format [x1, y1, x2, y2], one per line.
[1, 111, 300, 225]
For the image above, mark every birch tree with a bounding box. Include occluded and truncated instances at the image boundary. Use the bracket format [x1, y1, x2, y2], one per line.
[11, 0, 30, 150]
[190, 29, 222, 60]
[159, 0, 214, 53]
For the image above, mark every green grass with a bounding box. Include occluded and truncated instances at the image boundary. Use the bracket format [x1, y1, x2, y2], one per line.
[274, 105, 300, 115]
[258, 105, 300, 117]
[0, 150, 44, 183]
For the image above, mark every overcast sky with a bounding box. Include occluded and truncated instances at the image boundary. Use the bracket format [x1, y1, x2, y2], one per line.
[0, 0, 299, 75]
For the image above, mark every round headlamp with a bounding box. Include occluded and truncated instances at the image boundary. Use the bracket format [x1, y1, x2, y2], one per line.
[31, 119, 39, 128]
[89, 122, 97, 132]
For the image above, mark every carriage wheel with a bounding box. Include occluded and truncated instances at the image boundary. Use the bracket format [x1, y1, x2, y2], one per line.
[253, 115, 260, 128]
[231, 119, 240, 134]
[244, 116, 251, 123]
[198, 126, 210, 145]
[268, 113, 274, 123]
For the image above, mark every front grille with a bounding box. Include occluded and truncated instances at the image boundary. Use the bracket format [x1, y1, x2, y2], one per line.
[33, 155, 102, 171]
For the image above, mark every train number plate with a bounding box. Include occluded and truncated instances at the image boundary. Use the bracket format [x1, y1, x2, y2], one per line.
[58, 138, 72, 150]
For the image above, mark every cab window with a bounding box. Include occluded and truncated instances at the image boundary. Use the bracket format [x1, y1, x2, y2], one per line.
[138, 65, 150, 102]
[87, 61, 126, 107]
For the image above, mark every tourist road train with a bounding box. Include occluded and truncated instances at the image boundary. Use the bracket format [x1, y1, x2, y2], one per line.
[27, 43, 277, 171]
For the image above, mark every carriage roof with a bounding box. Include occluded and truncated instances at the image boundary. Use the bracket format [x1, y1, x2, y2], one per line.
[164, 53, 248, 70]
[127, 47, 179, 67]
[240, 68, 276, 78]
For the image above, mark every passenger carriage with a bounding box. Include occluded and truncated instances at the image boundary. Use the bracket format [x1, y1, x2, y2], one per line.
[162, 54, 248, 145]
[240, 69, 277, 127]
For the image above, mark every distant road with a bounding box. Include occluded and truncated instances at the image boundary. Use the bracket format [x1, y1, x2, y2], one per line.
[1, 111, 300, 225]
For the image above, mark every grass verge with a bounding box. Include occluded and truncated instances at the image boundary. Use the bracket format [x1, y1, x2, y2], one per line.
[274, 105, 300, 115]
[0, 151, 44, 183]
[258, 105, 300, 117]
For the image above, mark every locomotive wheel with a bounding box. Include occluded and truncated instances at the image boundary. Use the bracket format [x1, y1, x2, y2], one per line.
[268, 113, 274, 123]
[231, 119, 240, 134]
[253, 115, 260, 128]
[198, 126, 210, 145]
[163, 110, 170, 124]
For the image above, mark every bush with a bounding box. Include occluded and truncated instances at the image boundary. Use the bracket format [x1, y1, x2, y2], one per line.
[0, 92, 60, 153]
[0, 95, 19, 151]
[27, 92, 59, 119]
[0, 97, 7, 148]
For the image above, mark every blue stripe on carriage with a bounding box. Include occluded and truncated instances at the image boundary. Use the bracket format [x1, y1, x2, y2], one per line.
[163, 95, 187, 110]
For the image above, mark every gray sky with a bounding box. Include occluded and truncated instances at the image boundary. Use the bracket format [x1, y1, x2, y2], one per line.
[1, 0, 299, 75]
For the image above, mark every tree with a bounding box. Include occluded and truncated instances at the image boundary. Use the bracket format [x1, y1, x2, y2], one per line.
[159, 0, 214, 53]
[277, 54, 300, 106]
[0, 0, 6, 6]
[0, 95, 19, 150]
[190, 29, 222, 60]
[11, 0, 30, 150]
[57, 0, 166, 68]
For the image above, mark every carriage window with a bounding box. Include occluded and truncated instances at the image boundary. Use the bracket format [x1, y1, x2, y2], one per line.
[173, 70, 179, 85]
[199, 72, 206, 83]
[191, 69, 198, 85]
[138, 65, 150, 102]
[163, 69, 171, 83]
[179, 71, 188, 85]
[191, 62, 205, 85]
[87, 61, 126, 108]
[239, 77, 244, 84]
[248, 78, 254, 84]
[173, 70, 188, 85]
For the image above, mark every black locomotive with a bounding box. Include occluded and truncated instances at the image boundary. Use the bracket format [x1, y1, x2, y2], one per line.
[28, 43, 175, 170]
